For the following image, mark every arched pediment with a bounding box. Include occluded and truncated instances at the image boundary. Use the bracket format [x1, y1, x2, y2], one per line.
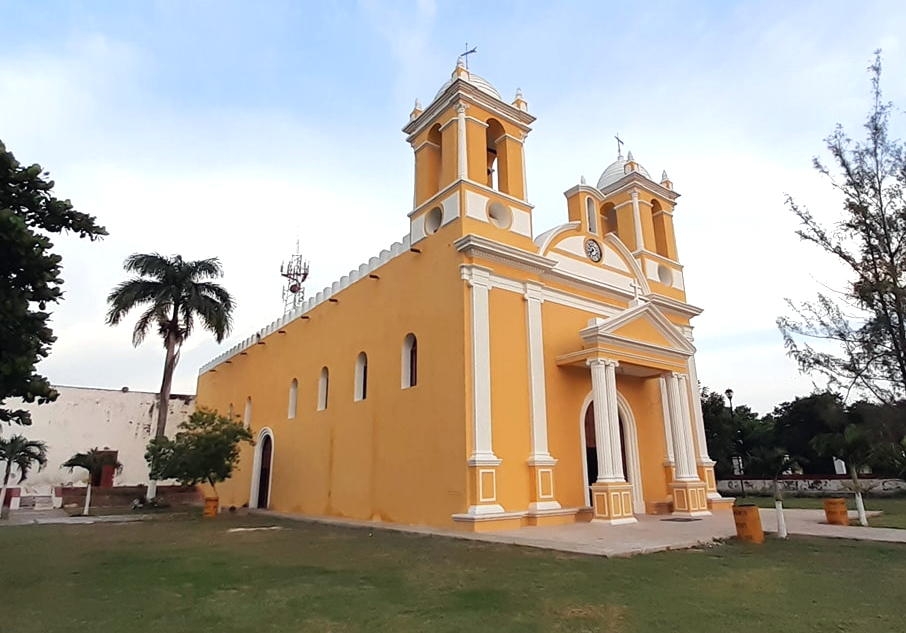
[534, 222, 649, 296]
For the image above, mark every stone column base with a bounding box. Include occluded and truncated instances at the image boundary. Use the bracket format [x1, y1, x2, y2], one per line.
[670, 480, 711, 517]
[527, 462, 560, 513]
[696, 462, 719, 499]
[590, 481, 637, 524]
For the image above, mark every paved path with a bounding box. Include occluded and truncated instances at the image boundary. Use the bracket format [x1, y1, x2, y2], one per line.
[759, 508, 906, 544]
[257, 509, 738, 557]
[0, 509, 151, 526]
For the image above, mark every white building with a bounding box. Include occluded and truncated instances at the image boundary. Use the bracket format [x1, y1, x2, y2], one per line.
[7, 386, 195, 497]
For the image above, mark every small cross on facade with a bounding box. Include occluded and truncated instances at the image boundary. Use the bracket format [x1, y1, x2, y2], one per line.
[629, 280, 643, 302]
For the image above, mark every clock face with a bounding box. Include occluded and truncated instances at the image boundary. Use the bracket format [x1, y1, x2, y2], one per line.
[585, 239, 603, 263]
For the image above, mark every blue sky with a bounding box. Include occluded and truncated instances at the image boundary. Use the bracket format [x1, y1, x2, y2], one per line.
[3, 0, 904, 412]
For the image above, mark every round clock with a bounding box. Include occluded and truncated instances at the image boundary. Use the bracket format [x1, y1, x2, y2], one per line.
[585, 239, 603, 263]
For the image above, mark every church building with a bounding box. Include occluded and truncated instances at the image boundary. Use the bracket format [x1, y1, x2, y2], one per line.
[196, 61, 731, 532]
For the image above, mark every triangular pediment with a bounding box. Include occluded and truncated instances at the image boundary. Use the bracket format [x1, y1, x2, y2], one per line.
[580, 302, 695, 356]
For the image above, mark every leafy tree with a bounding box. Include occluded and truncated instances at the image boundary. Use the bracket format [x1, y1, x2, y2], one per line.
[701, 388, 763, 481]
[0, 140, 106, 426]
[63, 449, 122, 516]
[747, 442, 796, 539]
[811, 410, 876, 526]
[0, 434, 48, 517]
[778, 52, 906, 404]
[770, 392, 844, 474]
[145, 409, 252, 502]
[106, 254, 235, 499]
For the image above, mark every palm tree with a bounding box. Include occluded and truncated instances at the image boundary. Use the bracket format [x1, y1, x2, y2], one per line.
[749, 445, 796, 539]
[106, 253, 234, 499]
[812, 421, 873, 526]
[63, 449, 123, 516]
[0, 435, 49, 518]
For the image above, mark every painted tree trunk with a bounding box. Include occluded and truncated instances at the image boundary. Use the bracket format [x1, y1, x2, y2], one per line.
[773, 479, 787, 539]
[83, 482, 92, 516]
[0, 462, 10, 520]
[850, 468, 868, 527]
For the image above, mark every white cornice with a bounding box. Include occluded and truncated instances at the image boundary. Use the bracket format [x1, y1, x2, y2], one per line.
[648, 295, 703, 318]
[598, 172, 680, 201]
[404, 79, 534, 141]
[454, 234, 556, 274]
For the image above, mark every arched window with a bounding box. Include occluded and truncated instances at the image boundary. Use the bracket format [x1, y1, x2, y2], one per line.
[317, 367, 329, 411]
[402, 333, 418, 388]
[601, 202, 618, 234]
[651, 199, 669, 257]
[485, 118, 507, 193]
[288, 378, 298, 419]
[243, 397, 252, 428]
[586, 196, 597, 233]
[354, 352, 368, 401]
[426, 123, 443, 196]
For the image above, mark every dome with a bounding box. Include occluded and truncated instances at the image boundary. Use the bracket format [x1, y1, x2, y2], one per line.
[596, 154, 651, 189]
[434, 66, 502, 101]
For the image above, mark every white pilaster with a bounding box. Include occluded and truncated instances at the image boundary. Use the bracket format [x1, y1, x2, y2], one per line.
[456, 103, 468, 180]
[667, 373, 696, 480]
[677, 374, 699, 474]
[588, 358, 623, 482]
[524, 282, 556, 467]
[462, 265, 500, 465]
[631, 189, 644, 252]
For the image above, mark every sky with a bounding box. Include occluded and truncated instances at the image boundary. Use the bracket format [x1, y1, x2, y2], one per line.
[2, 0, 905, 414]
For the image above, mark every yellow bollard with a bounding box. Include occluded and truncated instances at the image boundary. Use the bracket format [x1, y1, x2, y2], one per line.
[823, 498, 848, 525]
[732, 504, 764, 543]
[203, 497, 220, 518]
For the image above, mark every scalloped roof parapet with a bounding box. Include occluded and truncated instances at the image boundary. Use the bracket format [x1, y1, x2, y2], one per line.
[198, 233, 412, 374]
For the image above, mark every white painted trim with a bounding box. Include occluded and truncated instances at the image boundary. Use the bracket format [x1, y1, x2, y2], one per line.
[249, 427, 275, 510]
[631, 189, 645, 252]
[686, 356, 714, 463]
[456, 103, 467, 179]
[658, 375, 675, 463]
[524, 281, 556, 467]
[454, 235, 556, 273]
[461, 264, 499, 464]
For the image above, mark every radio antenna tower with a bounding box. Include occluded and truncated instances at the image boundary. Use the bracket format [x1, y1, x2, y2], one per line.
[280, 240, 310, 314]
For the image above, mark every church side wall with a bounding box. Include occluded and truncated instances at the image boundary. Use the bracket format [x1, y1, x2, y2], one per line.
[196, 223, 468, 527]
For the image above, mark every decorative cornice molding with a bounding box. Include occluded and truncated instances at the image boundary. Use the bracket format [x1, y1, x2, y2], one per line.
[454, 234, 556, 274]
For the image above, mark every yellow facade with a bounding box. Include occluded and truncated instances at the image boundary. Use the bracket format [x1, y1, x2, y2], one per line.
[196, 61, 729, 531]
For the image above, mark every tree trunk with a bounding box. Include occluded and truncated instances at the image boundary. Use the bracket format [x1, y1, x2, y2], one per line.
[148, 328, 179, 501]
[83, 482, 92, 516]
[773, 478, 787, 539]
[0, 460, 11, 520]
[850, 467, 869, 527]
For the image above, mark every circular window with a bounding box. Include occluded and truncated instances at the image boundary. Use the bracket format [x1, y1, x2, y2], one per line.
[657, 264, 673, 286]
[424, 206, 443, 235]
[487, 202, 512, 229]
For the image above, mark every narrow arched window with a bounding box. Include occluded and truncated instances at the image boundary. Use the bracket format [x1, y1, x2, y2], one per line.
[243, 397, 252, 428]
[354, 352, 368, 401]
[586, 196, 597, 233]
[288, 378, 298, 419]
[318, 367, 329, 411]
[402, 333, 418, 388]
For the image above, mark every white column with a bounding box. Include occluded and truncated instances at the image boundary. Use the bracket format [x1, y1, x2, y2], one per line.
[630, 188, 644, 252]
[462, 265, 499, 465]
[667, 373, 696, 480]
[456, 103, 468, 180]
[524, 282, 555, 466]
[588, 359, 613, 481]
[588, 358, 623, 482]
[605, 360, 623, 480]
[677, 374, 698, 473]
[686, 357, 713, 463]
[658, 375, 675, 464]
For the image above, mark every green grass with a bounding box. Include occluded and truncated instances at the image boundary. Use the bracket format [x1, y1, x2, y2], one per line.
[2, 515, 906, 632]
[740, 495, 906, 529]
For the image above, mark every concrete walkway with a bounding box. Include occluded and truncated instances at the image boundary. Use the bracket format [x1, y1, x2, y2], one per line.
[0, 509, 151, 526]
[256, 509, 738, 557]
[759, 508, 906, 544]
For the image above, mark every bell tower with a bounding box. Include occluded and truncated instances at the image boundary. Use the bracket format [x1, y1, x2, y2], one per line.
[403, 60, 536, 246]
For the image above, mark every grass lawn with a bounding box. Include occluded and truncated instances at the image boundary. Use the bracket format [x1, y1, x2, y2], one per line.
[742, 495, 906, 529]
[3, 515, 906, 632]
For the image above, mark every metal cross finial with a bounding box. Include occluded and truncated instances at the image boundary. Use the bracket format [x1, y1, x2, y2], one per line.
[459, 43, 477, 69]
[615, 134, 624, 159]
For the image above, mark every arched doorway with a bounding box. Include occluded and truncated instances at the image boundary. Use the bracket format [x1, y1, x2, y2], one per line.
[250, 428, 274, 509]
[580, 395, 644, 511]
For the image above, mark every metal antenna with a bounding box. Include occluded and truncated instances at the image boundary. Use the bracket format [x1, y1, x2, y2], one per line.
[280, 240, 310, 314]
